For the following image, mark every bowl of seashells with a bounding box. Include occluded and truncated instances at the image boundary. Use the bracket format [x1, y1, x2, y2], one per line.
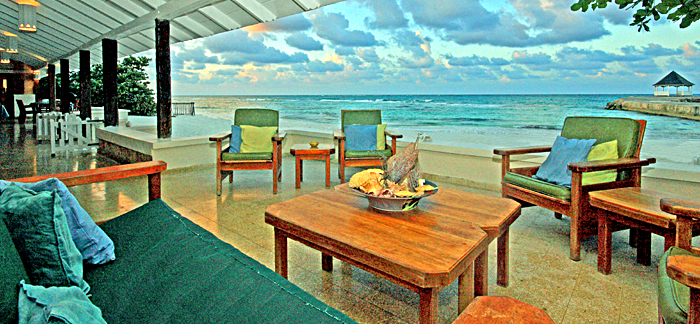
[348, 141, 437, 212]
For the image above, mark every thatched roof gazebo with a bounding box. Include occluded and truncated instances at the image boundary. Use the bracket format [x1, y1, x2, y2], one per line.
[654, 71, 694, 97]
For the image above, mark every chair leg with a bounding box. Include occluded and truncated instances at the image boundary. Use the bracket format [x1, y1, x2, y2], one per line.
[570, 216, 581, 261]
[228, 172, 233, 183]
[273, 164, 278, 195]
[554, 212, 562, 219]
[339, 163, 345, 183]
[216, 170, 222, 196]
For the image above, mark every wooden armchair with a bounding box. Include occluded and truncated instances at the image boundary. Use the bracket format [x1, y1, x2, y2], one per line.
[15, 99, 36, 124]
[209, 109, 284, 195]
[334, 109, 402, 183]
[658, 199, 700, 324]
[494, 117, 656, 261]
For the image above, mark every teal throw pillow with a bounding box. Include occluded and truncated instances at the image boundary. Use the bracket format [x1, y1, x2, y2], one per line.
[18, 281, 107, 324]
[533, 136, 596, 188]
[0, 185, 89, 293]
[0, 220, 28, 323]
[0, 178, 115, 265]
[229, 125, 242, 153]
[345, 124, 378, 151]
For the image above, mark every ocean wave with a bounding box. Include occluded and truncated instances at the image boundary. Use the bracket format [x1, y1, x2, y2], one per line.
[516, 125, 561, 130]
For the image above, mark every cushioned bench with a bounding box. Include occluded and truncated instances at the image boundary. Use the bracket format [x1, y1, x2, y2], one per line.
[1, 161, 356, 324]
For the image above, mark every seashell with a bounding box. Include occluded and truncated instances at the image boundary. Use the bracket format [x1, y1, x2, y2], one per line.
[349, 169, 385, 188]
[414, 184, 436, 192]
[394, 190, 417, 197]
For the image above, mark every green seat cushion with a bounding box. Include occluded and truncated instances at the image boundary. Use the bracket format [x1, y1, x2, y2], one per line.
[222, 152, 273, 161]
[346, 149, 392, 159]
[85, 199, 356, 324]
[0, 219, 28, 323]
[503, 172, 571, 201]
[658, 246, 694, 324]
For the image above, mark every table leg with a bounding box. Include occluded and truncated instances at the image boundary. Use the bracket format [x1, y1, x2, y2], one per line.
[597, 209, 612, 275]
[637, 230, 651, 266]
[325, 154, 331, 188]
[274, 228, 288, 279]
[322, 253, 333, 272]
[295, 157, 301, 189]
[458, 262, 475, 314]
[419, 287, 440, 324]
[300, 159, 304, 183]
[497, 230, 509, 287]
[474, 249, 488, 297]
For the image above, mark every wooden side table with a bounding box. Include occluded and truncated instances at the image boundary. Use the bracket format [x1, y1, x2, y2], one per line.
[590, 187, 697, 274]
[290, 144, 335, 188]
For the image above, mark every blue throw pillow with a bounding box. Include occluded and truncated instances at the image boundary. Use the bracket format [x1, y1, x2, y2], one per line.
[344, 124, 378, 151]
[533, 136, 596, 188]
[0, 185, 89, 293]
[0, 178, 115, 265]
[229, 125, 242, 153]
[18, 281, 107, 324]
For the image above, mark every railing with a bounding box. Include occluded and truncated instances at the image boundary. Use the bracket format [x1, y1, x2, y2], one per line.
[172, 102, 195, 116]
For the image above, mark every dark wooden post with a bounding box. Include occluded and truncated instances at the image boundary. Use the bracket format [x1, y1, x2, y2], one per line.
[60, 59, 70, 113]
[156, 19, 171, 139]
[47, 64, 56, 111]
[79, 50, 91, 120]
[103, 39, 118, 127]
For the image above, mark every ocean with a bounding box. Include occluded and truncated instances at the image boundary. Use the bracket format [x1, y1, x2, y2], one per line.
[172, 94, 700, 164]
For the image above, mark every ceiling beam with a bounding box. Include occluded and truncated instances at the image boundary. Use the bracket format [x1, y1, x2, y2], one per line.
[293, 0, 321, 11]
[57, 0, 227, 63]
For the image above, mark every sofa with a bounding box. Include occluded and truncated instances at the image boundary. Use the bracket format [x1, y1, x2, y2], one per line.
[1, 161, 356, 323]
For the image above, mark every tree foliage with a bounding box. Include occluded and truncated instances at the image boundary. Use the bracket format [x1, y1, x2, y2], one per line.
[571, 0, 700, 31]
[37, 56, 156, 116]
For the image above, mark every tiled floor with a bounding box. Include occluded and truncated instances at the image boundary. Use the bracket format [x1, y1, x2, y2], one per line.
[1, 123, 663, 323]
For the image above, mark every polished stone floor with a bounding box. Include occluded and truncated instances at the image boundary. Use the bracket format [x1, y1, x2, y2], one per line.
[0, 123, 662, 323]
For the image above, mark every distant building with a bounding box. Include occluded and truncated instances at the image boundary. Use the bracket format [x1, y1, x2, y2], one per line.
[654, 71, 694, 97]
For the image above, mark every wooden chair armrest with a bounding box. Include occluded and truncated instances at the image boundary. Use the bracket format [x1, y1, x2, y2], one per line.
[667, 255, 700, 289]
[493, 146, 552, 156]
[209, 132, 232, 142]
[9, 161, 167, 201]
[568, 157, 656, 173]
[661, 198, 700, 220]
[333, 129, 345, 140]
[384, 130, 403, 139]
[273, 132, 286, 142]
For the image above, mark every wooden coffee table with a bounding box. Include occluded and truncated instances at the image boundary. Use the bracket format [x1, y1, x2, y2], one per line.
[289, 144, 335, 188]
[335, 184, 522, 291]
[265, 187, 519, 324]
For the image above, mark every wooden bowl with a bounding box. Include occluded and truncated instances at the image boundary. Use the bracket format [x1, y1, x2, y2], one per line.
[351, 180, 438, 212]
[309, 142, 319, 148]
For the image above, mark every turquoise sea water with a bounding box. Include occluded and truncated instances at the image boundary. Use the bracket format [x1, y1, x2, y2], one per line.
[175, 94, 699, 142]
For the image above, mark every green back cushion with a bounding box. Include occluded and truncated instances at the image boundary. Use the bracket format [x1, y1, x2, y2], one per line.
[658, 246, 694, 324]
[342, 110, 382, 129]
[0, 185, 88, 292]
[85, 199, 355, 324]
[0, 219, 28, 323]
[561, 117, 641, 159]
[234, 109, 279, 127]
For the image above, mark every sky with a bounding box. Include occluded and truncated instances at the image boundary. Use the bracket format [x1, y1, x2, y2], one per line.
[141, 0, 700, 95]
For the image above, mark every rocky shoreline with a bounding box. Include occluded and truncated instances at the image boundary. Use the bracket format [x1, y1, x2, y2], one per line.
[606, 96, 700, 121]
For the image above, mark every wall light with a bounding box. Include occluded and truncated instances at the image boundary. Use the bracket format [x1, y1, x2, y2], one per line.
[3, 35, 18, 54]
[0, 51, 10, 64]
[17, 1, 39, 32]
